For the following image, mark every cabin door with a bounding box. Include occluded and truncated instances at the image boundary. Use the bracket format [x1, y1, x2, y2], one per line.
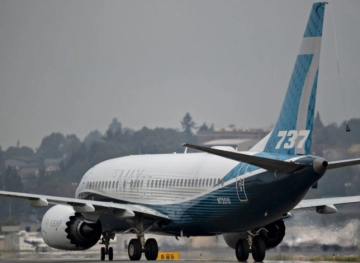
[236, 163, 248, 202]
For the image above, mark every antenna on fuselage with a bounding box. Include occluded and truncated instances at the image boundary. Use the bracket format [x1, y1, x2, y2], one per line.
[184, 147, 188, 154]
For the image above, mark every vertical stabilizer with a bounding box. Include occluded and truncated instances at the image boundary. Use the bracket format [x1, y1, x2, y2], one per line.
[255, 2, 327, 155]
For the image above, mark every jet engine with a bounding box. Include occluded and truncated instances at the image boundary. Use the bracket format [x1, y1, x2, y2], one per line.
[41, 205, 102, 250]
[260, 219, 286, 249]
[223, 219, 285, 250]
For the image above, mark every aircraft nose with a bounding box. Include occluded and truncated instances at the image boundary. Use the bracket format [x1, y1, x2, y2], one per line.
[313, 157, 328, 175]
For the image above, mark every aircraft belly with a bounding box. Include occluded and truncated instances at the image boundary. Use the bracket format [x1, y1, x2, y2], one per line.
[158, 168, 319, 235]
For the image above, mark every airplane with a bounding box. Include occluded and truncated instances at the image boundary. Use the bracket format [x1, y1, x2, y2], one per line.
[17, 230, 48, 252]
[1, 2, 360, 262]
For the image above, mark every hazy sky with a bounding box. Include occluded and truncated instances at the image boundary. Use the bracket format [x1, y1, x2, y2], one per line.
[1, 1, 359, 149]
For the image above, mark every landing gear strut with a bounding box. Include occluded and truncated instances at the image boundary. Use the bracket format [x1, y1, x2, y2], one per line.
[100, 232, 114, 261]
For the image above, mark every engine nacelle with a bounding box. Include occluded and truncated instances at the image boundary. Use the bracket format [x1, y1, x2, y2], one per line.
[223, 219, 286, 250]
[41, 205, 102, 250]
[223, 232, 248, 249]
[260, 219, 286, 249]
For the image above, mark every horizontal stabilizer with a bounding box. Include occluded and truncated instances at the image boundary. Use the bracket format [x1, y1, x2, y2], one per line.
[328, 158, 360, 169]
[183, 143, 303, 174]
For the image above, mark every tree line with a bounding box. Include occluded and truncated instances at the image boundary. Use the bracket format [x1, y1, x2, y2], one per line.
[0, 112, 359, 224]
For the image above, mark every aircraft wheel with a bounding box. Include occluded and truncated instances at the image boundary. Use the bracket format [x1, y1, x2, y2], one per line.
[109, 247, 113, 261]
[144, 238, 159, 260]
[235, 239, 249, 261]
[128, 239, 142, 261]
[252, 237, 266, 262]
[100, 247, 105, 261]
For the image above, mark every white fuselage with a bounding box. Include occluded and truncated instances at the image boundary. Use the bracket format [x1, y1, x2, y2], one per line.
[76, 152, 242, 205]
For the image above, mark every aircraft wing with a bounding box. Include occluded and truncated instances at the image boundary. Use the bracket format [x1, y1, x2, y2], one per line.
[294, 196, 360, 210]
[328, 158, 360, 169]
[0, 190, 171, 221]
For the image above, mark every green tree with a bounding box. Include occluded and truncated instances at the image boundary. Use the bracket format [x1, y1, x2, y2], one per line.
[1, 167, 26, 219]
[4, 146, 35, 159]
[105, 118, 122, 140]
[181, 113, 197, 143]
[83, 130, 103, 148]
[198, 122, 210, 132]
[64, 134, 81, 155]
[37, 132, 66, 159]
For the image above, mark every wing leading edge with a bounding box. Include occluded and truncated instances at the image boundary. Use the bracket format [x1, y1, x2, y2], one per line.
[0, 190, 171, 221]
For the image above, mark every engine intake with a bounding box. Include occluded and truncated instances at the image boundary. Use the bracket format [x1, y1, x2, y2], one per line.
[42, 205, 102, 250]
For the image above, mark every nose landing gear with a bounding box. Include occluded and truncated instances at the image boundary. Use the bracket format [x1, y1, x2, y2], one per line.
[100, 232, 114, 261]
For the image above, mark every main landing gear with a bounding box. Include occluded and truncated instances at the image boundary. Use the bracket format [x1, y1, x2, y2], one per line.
[128, 233, 159, 260]
[235, 233, 266, 262]
[100, 233, 114, 261]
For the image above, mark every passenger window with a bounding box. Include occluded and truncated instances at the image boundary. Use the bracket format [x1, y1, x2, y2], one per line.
[112, 181, 115, 188]
[155, 180, 158, 188]
[195, 179, 198, 187]
[151, 180, 154, 188]
[218, 178, 221, 186]
[123, 181, 126, 188]
[180, 179, 183, 187]
[116, 181, 119, 189]
[130, 181, 133, 188]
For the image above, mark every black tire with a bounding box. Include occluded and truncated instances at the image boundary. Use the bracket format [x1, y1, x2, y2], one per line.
[101, 247, 105, 261]
[109, 247, 113, 261]
[144, 238, 158, 260]
[128, 239, 142, 261]
[252, 237, 266, 262]
[235, 239, 249, 262]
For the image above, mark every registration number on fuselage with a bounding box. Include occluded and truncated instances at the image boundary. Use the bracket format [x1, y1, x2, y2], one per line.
[217, 197, 231, 204]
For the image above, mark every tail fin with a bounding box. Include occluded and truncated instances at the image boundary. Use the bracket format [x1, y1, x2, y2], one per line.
[254, 2, 327, 155]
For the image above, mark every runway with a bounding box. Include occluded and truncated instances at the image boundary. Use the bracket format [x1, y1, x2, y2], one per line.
[2, 252, 360, 263]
